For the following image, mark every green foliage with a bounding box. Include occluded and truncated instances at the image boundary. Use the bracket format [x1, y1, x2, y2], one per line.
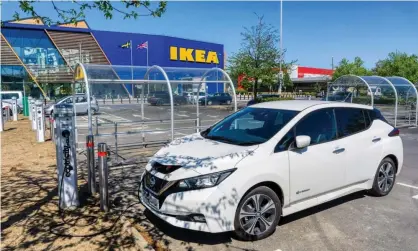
[283, 71, 293, 91]
[4, 0, 167, 26]
[373, 52, 418, 83]
[227, 13, 295, 99]
[332, 57, 372, 80]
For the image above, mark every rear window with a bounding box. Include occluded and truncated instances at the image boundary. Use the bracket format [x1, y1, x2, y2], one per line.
[335, 108, 367, 137]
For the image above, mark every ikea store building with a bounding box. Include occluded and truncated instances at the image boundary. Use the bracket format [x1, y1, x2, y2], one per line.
[1, 18, 225, 99]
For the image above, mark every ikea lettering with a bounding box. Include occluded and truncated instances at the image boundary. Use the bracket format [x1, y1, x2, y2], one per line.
[170, 46, 219, 64]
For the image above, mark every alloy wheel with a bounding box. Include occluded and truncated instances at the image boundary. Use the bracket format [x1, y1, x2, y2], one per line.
[239, 194, 277, 235]
[378, 162, 395, 193]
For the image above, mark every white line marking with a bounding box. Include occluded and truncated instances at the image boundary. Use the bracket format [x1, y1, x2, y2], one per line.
[207, 115, 219, 118]
[397, 183, 418, 190]
[175, 132, 187, 135]
[133, 114, 151, 119]
[176, 114, 190, 117]
[413, 195, 418, 200]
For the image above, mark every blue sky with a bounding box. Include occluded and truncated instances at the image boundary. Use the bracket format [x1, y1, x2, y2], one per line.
[2, 1, 418, 69]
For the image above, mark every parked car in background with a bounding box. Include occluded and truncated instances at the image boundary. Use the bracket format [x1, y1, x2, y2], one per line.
[191, 92, 208, 104]
[1, 91, 23, 112]
[2, 100, 21, 116]
[148, 91, 188, 106]
[140, 100, 403, 241]
[44, 94, 99, 116]
[199, 92, 232, 105]
[247, 94, 282, 106]
[322, 91, 353, 102]
[182, 92, 194, 104]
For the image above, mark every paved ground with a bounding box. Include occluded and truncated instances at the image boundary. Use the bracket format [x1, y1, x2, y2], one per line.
[76, 102, 418, 251]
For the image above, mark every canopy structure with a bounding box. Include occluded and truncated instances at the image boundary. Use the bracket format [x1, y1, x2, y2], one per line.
[328, 75, 417, 127]
[73, 63, 237, 140]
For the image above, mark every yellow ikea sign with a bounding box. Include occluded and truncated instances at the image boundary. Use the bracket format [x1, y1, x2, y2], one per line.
[75, 65, 85, 80]
[170, 46, 219, 64]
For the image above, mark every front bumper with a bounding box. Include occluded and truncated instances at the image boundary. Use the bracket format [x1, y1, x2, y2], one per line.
[139, 181, 236, 233]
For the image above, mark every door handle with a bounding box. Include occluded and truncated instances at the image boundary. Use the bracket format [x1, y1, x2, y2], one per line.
[372, 137, 381, 142]
[333, 147, 345, 154]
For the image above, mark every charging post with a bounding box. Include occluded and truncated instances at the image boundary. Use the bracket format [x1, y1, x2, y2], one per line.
[28, 97, 33, 121]
[55, 103, 79, 209]
[11, 97, 18, 121]
[35, 100, 45, 142]
[30, 99, 37, 131]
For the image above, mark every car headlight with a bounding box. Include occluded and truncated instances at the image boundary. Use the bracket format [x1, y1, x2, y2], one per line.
[177, 169, 236, 190]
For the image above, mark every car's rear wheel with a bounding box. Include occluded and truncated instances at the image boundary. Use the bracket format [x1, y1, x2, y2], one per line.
[226, 100, 232, 105]
[369, 157, 396, 197]
[234, 186, 281, 241]
[207, 100, 213, 106]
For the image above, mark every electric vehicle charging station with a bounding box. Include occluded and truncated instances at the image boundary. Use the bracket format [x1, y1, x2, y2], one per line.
[30, 99, 37, 131]
[28, 97, 33, 121]
[55, 103, 79, 209]
[12, 97, 18, 121]
[35, 100, 45, 142]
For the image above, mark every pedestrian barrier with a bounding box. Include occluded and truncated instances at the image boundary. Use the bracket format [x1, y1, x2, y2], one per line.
[97, 143, 109, 212]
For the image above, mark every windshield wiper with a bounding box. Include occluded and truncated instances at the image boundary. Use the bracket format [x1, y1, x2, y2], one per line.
[235, 141, 263, 146]
[204, 135, 237, 144]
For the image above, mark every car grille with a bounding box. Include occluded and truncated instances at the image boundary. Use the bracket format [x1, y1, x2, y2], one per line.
[152, 161, 182, 174]
[144, 172, 168, 194]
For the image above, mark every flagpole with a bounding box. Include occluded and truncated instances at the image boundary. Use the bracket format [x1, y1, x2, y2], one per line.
[147, 43, 149, 95]
[130, 40, 134, 97]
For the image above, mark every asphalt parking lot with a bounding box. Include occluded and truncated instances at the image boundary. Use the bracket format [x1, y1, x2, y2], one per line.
[76, 102, 418, 251]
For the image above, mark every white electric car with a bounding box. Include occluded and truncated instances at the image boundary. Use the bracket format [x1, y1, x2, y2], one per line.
[140, 100, 403, 241]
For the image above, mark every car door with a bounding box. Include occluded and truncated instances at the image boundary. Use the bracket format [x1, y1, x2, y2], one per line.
[334, 108, 383, 185]
[75, 96, 88, 114]
[288, 108, 346, 203]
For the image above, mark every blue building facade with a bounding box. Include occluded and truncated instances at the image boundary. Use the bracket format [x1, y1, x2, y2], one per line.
[1, 19, 224, 98]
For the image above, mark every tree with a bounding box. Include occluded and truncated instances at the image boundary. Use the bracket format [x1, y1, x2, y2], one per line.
[227, 14, 294, 98]
[2, 1, 167, 26]
[373, 52, 418, 83]
[332, 57, 372, 80]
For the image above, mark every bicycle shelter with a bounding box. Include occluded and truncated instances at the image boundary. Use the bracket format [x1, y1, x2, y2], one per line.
[72, 63, 237, 143]
[328, 75, 417, 127]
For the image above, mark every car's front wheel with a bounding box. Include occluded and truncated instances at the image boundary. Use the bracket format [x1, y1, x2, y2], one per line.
[369, 157, 396, 197]
[234, 186, 281, 241]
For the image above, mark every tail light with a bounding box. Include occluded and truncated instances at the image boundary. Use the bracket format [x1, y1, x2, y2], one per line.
[388, 128, 400, 137]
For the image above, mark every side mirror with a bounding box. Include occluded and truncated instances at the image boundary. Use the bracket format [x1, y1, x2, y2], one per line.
[295, 135, 311, 149]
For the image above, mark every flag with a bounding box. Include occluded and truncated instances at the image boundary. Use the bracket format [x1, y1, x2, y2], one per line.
[120, 41, 131, 49]
[137, 41, 148, 49]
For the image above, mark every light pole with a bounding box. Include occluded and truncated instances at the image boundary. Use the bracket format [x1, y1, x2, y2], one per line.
[278, 0, 283, 94]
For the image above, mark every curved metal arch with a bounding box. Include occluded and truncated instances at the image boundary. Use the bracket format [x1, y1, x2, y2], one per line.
[144, 65, 175, 140]
[387, 76, 418, 126]
[368, 76, 399, 126]
[195, 68, 237, 131]
[329, 74, 374, 106]
[73, 63, 93, 136]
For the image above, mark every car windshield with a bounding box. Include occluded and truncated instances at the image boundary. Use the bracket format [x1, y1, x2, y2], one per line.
[201, 107, 298, 146]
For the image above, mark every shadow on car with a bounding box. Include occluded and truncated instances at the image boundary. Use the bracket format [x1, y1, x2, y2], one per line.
[142, 191, 366, 245]
[143, 209, 233, 245]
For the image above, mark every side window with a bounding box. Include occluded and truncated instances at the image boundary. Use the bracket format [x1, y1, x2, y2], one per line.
[335, 108, 366, 138]
[295, 108, 337, 145]
[275, 130, 294, 152]
[76, 96, 87, 103]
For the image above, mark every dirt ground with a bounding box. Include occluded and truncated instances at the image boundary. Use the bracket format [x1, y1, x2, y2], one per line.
[1, 117, 139, 251]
